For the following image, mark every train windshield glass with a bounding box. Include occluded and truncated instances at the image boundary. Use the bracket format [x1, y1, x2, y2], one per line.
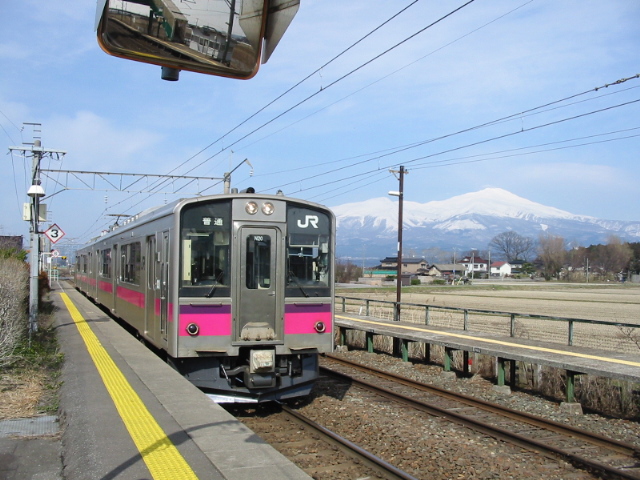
[180, 201, 231, 297]
[286, 206, 332, 297]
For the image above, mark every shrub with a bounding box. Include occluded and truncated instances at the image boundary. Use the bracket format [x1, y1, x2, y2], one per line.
[0, 258, 29, 367]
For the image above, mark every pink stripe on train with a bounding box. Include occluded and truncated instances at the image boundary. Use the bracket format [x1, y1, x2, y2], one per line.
[284, 304, 332, 335]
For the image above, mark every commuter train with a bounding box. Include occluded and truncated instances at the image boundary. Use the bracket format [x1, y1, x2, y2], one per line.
[75, 192, 334, 403]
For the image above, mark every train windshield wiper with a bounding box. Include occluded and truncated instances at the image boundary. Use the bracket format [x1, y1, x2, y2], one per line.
[288, 272, 310, 298]
[205, 284, 217, 298]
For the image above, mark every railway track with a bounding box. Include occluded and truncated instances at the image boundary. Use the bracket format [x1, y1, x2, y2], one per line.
[322, 354, 640, 480]
[227, 403, 418, 480]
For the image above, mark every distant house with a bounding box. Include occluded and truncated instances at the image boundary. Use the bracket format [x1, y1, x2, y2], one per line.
[379, 256, 427, 275]
[460, 255, 488, 277]
[510, 260, 526, 274]
[428, 264, 466, 278]
[491, 261, 512, 277]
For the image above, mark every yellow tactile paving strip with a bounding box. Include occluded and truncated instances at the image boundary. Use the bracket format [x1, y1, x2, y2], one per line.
[60, 292, 199, 480]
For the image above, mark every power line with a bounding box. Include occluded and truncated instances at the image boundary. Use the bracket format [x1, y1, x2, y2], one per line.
[263, 75, 640, 194]
[294, 98, 640, 202]
[89, 0, 476, 229]
[110, 1, 426, 206]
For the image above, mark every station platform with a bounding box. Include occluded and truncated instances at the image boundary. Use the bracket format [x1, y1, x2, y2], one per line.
[335, 313, 640, 387]
[40, 282, 311, 480]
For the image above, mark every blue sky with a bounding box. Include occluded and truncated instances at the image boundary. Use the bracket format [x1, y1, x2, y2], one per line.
[2, 0, 639, 250]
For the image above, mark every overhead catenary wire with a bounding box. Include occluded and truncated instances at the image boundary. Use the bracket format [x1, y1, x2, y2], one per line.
[112, 0, 478, 208]
[102, 0, 427, 211]
[263, 75, 640, 194]
[72, 0, 636, 240]
[76, 74, 640, 242]
[310, 127, 640, 204]
[297, 99, 640, 203]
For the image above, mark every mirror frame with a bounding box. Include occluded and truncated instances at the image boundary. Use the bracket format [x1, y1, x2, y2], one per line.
[96, 0, 268, 80]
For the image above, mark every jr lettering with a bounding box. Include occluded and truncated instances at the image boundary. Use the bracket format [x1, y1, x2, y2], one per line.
[297, 215, 319, 229]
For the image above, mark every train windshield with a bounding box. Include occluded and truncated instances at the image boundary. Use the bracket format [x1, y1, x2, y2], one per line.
[180, 201, 231, 297]
[286, 206, 332, 298]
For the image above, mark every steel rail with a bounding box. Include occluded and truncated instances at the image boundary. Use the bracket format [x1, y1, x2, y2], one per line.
[281, 405, 419, 480]
[322, 355, 640, 480]
[326, 354, 640, 456]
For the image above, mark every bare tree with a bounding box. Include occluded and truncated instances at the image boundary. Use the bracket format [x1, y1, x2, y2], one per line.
[598, 236, 633, 274]
[537, 233, 566, 280]
[335, 259, 363, 283]
[489, 231, 534, 262]
[567, 236, 634, 280]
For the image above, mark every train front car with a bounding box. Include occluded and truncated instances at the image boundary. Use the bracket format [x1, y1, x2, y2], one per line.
[174, 194, 334, 403]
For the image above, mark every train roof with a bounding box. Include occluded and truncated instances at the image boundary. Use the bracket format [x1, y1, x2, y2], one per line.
[83, 193, 333, 246]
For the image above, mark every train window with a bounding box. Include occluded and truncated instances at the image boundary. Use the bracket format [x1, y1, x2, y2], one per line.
[180, 201, 231, 297]
[100, 248, 112, 278]
[246, 235, 271, 290]
[287, 238, 330, 284]
[120, 242, 142, 284]
[286, 207, 332, 297]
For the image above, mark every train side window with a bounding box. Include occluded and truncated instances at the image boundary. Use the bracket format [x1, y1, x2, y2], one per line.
[120, 242, 142, 284]
[246, 235, 271, 289]
[100, 248, 112, 278]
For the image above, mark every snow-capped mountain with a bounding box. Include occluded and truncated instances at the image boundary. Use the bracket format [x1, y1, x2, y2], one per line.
[331, 188, 640, 259]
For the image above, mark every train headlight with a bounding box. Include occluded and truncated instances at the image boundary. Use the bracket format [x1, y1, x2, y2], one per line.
[186, 323, 199, 336]
[262, 202, 275, 215]
[245, 201, 258, 215]
[314, 321, 326, 333]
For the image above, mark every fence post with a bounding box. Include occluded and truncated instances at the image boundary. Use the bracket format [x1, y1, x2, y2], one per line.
[444, 347, 453, 372]
[425, 305, 430, 325]
[342, 297, 346, 313]
[366, 331, 374, 353]
[566, 370, 577, 402]
[497, 357, 506, 386]
[568, 320, 574, 346]
[464, 309, 469, 330]
[401, 339, 409, 362]
[510, 314, 516, 337]
[366, 299, 370, 316]
[463, 351, 470, 375]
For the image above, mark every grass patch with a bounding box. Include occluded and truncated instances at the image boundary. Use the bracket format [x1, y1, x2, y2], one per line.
[0, 311, 63, 419]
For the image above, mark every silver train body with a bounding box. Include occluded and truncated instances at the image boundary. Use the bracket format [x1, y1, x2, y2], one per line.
[75, 193, 335, 402]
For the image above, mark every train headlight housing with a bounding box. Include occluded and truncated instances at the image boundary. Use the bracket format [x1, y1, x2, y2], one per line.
[262, 202, 275, 215]
[314, 321, 326, 333]
[186, 323, 199, 336]
[245, 201, 258, 215]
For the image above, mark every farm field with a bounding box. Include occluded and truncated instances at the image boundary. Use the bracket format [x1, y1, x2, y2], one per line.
[335, 282, 640, 353]
[337, 282, 640, 324]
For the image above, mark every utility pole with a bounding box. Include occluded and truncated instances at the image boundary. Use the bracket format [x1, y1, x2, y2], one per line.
[10, 133, 66, 334]
[389, 166, 407, 322]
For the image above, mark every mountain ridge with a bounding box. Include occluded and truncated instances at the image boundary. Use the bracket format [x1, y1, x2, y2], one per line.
[331, 188, 640, 259]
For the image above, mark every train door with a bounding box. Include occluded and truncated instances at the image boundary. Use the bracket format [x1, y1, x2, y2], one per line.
[112, 244, 118, 309]
[160, 231, 170, 342]
[236, 227, 281, 341]
[145, 235, 158, 341]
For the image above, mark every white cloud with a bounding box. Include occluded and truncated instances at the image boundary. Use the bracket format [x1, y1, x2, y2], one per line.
[45, 111, 162, 170]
